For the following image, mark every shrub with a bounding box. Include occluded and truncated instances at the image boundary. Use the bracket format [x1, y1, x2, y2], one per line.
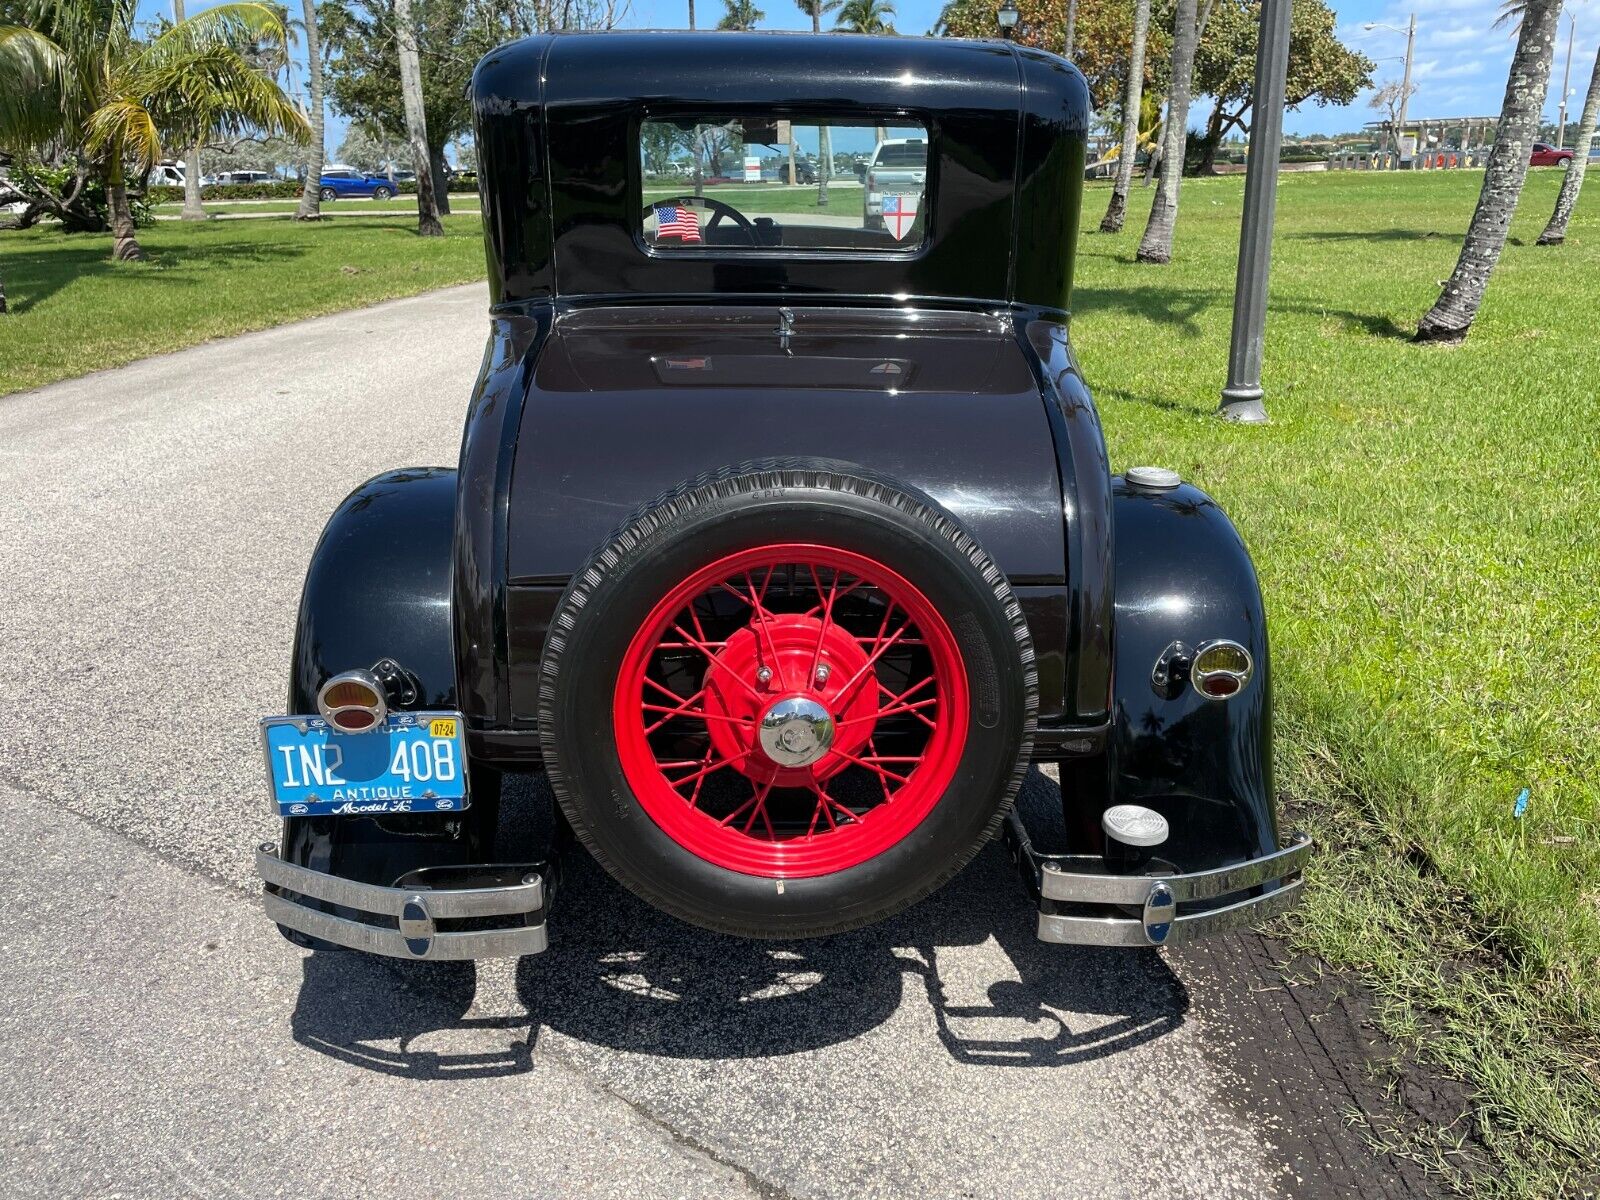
[147, 181, 304, 202]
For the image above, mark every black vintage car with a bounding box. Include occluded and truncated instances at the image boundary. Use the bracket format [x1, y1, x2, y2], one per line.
[256, 31, 1309, 962]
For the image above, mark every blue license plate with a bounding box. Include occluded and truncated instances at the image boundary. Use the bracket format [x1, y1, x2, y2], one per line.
[260, 711, 469, 817]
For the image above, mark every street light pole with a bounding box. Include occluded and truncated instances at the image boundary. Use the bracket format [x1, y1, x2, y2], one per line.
[1398, 12, 1416, 153]
[1218, 0, 1292, 424]
[997, 0, 1019, 40]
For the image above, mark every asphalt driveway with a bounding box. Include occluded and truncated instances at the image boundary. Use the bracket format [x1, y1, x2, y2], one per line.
[0, 285, 1431, 1199]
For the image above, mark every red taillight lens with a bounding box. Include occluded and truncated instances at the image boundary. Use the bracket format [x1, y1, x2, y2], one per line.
[1199, 674, 1240, 699]
[1190, 641, 1253, 701]
[316, 669, 388, 733]
[867, 171, 877, 192]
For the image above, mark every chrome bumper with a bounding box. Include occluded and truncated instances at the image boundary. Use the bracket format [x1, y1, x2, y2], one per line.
[1004, 815, 1312, 948]
[256, 844, 549, 961]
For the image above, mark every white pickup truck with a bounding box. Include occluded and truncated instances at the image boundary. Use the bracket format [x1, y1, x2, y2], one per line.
[863, 137, 928, 230]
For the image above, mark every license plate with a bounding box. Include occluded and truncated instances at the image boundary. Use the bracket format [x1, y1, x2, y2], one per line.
[260, 711, 469, 817]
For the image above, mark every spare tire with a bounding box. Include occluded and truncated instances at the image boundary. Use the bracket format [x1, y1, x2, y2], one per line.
[538, 460, 1036, 938]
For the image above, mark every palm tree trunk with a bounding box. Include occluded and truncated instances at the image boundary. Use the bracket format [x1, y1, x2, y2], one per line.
[812, 8, 829, 208]
[431, 144, 452, 216]
[1100, 0, 1150, 233]
[1137, 0, 1198, 264]
[688, 0, 696, 28]
[105, 152, 145, 262]
[1063, 0, 1077, 58]
[0, 269, 8, 314]
[172, 0, 208, 220]
[1417, 0, 1561, 342]
[295, 0, 327, 221]
[394, 0, 444, 237]
[1539, 41, 1600, 245]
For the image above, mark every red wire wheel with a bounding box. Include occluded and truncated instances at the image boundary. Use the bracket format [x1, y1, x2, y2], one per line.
[538, 462, 1036, 939]
[613, 545, 970, 878]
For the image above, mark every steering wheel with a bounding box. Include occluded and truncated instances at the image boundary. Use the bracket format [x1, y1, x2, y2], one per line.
[643, 195, 759, 245]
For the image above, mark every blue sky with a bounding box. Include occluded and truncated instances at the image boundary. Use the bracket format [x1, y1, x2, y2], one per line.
[138, 0, 1599, 149]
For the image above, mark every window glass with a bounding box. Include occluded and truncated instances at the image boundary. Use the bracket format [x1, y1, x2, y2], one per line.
[640, 116, 929, 252]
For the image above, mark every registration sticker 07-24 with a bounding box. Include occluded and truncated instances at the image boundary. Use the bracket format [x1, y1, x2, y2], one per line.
[260, 711, 470, 817]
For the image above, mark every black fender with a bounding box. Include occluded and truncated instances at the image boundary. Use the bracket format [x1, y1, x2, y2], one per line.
[279, 468, 499, 947]
[1105, 477, 1278, 871]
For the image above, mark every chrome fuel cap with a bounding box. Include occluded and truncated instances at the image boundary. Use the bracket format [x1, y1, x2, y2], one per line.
[758, 696, 835, 768]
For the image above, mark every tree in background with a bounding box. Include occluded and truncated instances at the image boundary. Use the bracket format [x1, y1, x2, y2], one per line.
[1136, 0, 1198, 263]
[318, 0, 494, 215]
[392, 0, 441, 235]
[717, 0, 761, 28]
[0, 0, 306, 260]
[795, 0, 839, 204]
[1538, 40, 1599, 244]
[336, 123, 411, 173]
[1416, 0, 1562, 343]
[294, 0, 326, 219]
[834, 0, 893, 32]
[1367, 77, 1416, 155]
[1098, 0, 1150, 232]
[936, 0, 1169, 116]
[171, 0, 208, 220]
[1190, 0, 1370, 174]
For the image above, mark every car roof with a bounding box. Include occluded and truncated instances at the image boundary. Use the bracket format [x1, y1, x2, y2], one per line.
[470, 31, 1089, 313]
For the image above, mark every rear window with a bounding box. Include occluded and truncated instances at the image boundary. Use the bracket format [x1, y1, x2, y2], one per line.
[873, 143, 927, 168]
[639, 115, 930, 253]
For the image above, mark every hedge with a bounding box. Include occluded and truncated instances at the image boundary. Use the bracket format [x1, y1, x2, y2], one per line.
[148, 181, 302, 202]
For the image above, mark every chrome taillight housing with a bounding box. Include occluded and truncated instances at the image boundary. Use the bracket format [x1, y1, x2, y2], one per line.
[316, 669, 388, 733]
[1191, 640, 1253, 700]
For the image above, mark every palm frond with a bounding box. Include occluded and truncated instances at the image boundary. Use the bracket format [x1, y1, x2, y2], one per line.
[0, 25, 69, 150]
[131, 43, 309, 148]
[137, 3, 289, 65]
[83, 95, 160, 167]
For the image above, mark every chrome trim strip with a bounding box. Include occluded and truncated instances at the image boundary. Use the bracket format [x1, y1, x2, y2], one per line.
[1037, 833, 1312, 905]
[255, 847, 543, 919]
[256, 846, 546, 961]
[263, 893, 548, 960]
[1037, 877, 1305, 947]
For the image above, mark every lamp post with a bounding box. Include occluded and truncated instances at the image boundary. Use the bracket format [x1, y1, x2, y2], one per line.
[1364, 14, 1417, 167]
[1218, 0, 1293, 423]
[997, 0, 1019, 40]
[1557, 13, 1576, 147]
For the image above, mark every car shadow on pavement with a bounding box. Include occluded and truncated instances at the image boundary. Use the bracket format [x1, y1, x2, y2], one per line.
[287, 769, 1187, 1077]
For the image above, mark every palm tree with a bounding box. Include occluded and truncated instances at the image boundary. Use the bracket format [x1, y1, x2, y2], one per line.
[796, 0, 840, 204]
[717, 0, 762, 29]
[1063, 0, 1077, 57]
[1099, 0, 1150, 233]
[1136, 0, 1198, 263]
[834, 0, 893, 33]
[1417, 0, 1563, 342]
[293, 0, 325, 220]
[171, 0, 206, 220]
[393, 0, 441, 236]
[1538, 39, 1600, 245]
[688, 0, 696, 28]
[0, 0, 306, 261]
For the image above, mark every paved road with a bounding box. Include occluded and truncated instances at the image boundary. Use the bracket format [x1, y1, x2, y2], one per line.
[0, 286, 1422, 1199]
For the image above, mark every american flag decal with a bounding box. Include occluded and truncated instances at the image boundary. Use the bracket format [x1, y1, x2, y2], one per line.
[654, 203, 702, 243]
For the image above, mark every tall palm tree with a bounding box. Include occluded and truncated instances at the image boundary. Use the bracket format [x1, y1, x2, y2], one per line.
[0, 0, 307, 261]
[1136, 0, 1198, 263]
[717, 0, 762, 29]
[393, 0, 441, 236]
[796, 0, 840, 204]
[834, 0, 893, 33]
[1416, 0, 1563, 342]
[1063, 0, 1077, 57]
[1099, 0, 1150, 233]
[688, 0, 696, 28]
[1538, 39, 1599, 245]
[293, 0, 325, 220]
[171, 0, 206, 220]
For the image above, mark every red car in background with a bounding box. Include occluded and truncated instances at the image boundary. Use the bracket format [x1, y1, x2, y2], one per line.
[1530, 142, 1575, 166]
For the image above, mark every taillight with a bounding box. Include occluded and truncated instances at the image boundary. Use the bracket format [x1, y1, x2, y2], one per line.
[1191, 641, 1253, 700]
[867, 171, 877, 192]
[317, 669, 388, 733]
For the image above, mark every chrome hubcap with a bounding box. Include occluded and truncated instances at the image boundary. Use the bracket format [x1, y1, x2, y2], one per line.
[757, 696, 835, 768]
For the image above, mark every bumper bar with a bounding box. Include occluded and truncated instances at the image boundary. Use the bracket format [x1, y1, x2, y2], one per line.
[256, 844, 549, 961]
[1003, 814, 1312, 947]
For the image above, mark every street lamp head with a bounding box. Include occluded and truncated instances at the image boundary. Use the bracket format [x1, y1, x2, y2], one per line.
[997, 0, 1020, 36]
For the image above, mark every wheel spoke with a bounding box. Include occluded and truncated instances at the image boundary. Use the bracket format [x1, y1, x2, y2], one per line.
[831, 619, 915, 709]
[662, 750, 751, 793]
[670, 622, 763, 702]
[642, 686, 708, 735]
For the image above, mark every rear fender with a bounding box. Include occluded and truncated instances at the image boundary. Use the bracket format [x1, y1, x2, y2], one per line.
[1106, 478, 1278, 870]
[280, 468, 497, 938]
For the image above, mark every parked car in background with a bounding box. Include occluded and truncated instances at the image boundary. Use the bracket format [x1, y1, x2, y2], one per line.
[317, 167, 397, 200]
[212, 170, 276, 187]
[1530, 142, 1574, 167]
[150, 163, 186, 186]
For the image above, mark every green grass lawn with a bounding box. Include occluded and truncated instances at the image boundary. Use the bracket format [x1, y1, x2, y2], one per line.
[0, 216, 485, 394]
[151, 193, 482, 215]
[3, 166, 1596, 1193]
[1075, 168, 1599, 1195]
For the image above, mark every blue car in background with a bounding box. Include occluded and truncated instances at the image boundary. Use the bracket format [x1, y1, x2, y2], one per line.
[317, 167, 398, 200]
